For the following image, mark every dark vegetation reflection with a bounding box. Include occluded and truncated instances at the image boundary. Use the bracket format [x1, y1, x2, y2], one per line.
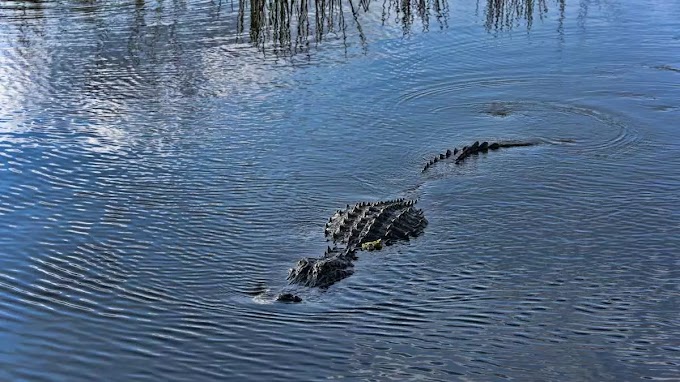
[0, 0, 449, 56]
[1, 0, 571, 60]
[238, 0, 449, 55]
[480, 0, 565, 33]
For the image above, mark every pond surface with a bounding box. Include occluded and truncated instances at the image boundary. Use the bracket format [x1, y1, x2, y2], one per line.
[1, 0, 679, 380]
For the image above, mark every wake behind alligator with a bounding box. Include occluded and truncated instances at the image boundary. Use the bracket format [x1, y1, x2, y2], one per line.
[276, 140, 544, 303]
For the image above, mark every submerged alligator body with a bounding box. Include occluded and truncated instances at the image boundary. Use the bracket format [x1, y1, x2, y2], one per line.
[277, 140, 542, 303]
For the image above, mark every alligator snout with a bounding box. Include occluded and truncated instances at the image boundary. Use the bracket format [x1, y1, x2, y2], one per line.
[276, 293, 302, 303]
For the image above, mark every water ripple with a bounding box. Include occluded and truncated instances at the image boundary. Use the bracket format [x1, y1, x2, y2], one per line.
[1, 0, 680, 381]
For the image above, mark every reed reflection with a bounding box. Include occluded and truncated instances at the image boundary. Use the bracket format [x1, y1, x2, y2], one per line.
[2, 0, 578, 60]
[481, 0, 565, 33]
[237, 0, 449, 54]
[2, 0, 449, 58]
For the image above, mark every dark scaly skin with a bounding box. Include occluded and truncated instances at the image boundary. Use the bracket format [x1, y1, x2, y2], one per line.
[286, 246, 357, 289]
[286, 199, 427, 291]
[276, 293, 303, 303]
[279, 140, 543, 302]
[422, 140, 540, 172]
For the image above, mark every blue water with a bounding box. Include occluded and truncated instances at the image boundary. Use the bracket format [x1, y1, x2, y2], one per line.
[1, 0, 679, 380]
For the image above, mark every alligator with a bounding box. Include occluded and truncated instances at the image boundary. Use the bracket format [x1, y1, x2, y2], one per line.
[276, 140, 542, 303]
[421, 140, 539, 172]
[286, 199, 427, 288]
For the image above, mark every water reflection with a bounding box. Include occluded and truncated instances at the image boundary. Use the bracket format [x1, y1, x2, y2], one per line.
[238, 0, 449, 54]
[0, 0, 453, 126]
[480, 0, 565, 33]
[1, 0, 449, 60]
[0, 0, 573, 61]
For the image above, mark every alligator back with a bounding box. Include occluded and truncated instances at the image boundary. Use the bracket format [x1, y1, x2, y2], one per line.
[325, 199, 427, 248]
[287, 199, 427, 289]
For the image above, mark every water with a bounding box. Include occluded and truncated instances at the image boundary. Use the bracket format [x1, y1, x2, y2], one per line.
[1, 0, 679, 380]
